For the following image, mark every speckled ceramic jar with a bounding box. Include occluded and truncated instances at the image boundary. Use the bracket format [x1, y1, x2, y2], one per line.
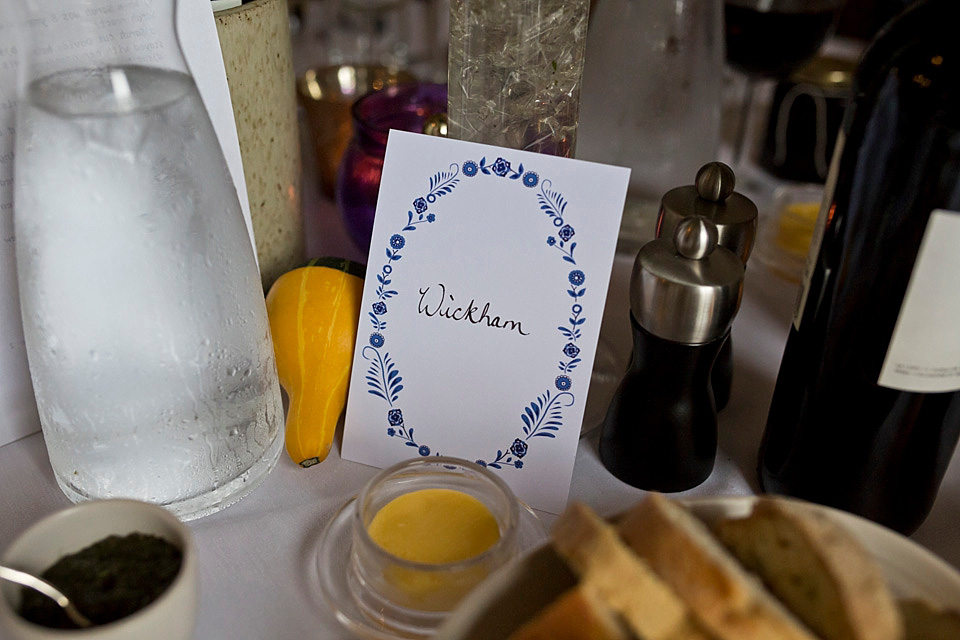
[216, 0, 305, 291]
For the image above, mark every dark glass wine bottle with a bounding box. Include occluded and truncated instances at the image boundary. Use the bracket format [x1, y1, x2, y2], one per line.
[758, 0, 960, 535]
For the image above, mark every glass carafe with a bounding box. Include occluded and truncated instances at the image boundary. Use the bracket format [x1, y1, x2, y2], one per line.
[8, 0, 283, 520]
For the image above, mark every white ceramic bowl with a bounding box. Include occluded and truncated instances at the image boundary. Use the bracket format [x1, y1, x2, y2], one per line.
[0, 499, 198, 640]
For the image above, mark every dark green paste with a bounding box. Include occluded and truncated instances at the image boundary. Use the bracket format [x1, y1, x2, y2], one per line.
[17, 532, 182, 629]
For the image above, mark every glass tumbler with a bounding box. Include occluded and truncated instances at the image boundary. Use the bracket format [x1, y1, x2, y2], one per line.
[336, 82, 447, 255]
[9, 0, 284, 520]
[576, 0, 724, 249]
[447, 0, 591, 157]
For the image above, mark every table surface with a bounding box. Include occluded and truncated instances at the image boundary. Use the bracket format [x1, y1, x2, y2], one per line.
[3, 180, 960, 638]
[3, 74, 960, 640]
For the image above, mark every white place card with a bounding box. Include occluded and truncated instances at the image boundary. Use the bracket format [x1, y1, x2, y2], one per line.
[342, 131, 629, 513]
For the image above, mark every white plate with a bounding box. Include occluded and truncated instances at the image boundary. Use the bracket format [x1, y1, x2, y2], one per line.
[434, 496, 960, 640]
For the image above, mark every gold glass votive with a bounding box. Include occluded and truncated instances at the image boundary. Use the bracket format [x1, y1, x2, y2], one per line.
[297, 64, 416, 200]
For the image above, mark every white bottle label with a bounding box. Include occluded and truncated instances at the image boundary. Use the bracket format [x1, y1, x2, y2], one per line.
[878, 209, 960, 393]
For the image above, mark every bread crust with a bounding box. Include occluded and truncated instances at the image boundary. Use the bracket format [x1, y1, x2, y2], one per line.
[506, 585, 631, 640]
[551, 502, 709, 640]
[714, 496, 902, 640]
[617, 493, 820, 640]
[899, 598, 960, 640]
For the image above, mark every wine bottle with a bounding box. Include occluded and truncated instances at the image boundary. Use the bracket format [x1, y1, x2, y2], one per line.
[758, 0, 960, 535]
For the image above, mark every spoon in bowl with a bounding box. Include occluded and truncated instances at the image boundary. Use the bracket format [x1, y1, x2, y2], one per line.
[0, 564, 92, 628]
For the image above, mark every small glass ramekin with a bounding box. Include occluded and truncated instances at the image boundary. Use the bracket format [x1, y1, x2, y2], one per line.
[346, 456, 521, 637]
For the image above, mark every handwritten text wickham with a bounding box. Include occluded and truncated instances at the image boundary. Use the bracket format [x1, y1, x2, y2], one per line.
[418, 283, 530, 336]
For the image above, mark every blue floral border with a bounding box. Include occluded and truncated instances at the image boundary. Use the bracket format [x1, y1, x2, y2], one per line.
[361, 156, 586, 470]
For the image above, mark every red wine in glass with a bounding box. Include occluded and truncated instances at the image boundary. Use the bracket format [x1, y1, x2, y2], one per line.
[725, 2, 839, 78]
[723, 0, 842, 163]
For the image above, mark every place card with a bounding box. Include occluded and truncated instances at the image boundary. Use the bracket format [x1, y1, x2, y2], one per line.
[341, 131, 629, 513]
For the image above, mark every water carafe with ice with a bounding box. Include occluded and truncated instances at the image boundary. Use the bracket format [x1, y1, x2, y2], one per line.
[9, 0, 284, 520]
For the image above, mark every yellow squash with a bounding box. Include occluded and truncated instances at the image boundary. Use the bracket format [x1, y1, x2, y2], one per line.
[265, 257, 365, 467]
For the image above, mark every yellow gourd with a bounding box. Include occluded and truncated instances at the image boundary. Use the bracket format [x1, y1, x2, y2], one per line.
[265, 257, 365, 467]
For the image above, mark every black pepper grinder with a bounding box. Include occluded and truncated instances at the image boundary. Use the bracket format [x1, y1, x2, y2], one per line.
[656, 162, 757, 411]
[599, 216, 744, 492]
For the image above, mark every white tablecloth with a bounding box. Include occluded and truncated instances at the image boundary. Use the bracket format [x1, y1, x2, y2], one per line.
[3, 199, 960, 638]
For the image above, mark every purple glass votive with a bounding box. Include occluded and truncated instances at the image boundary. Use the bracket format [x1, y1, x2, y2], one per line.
[336, 82, 447, 256]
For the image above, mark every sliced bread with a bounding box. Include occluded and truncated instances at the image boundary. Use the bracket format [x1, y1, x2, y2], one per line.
[550, 502, 709, 640]
[713, 496, 902, 640]
[617, 493, 821, 640]
[506, 584, 631, 640]
[899, 598, 960, 640]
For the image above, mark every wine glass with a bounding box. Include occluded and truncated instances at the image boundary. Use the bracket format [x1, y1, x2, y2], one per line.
[724, 0, 845, 167]
[320, 0, 413, 70]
